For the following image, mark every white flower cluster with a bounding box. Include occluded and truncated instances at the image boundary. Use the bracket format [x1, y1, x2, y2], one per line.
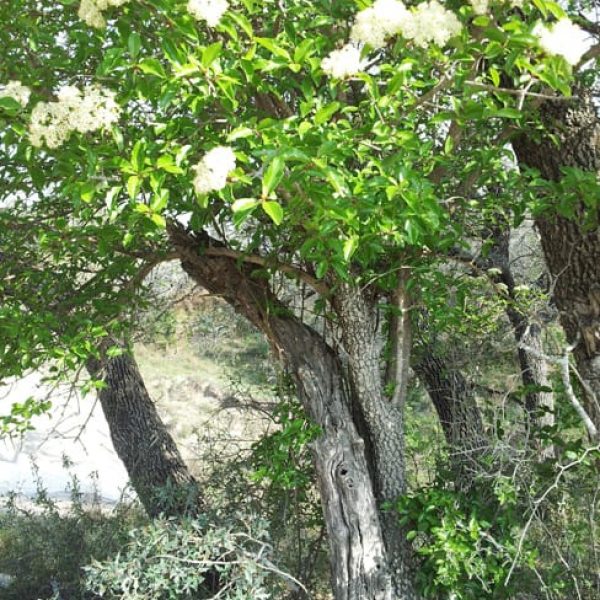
[78, 0, 130, 29]
[469, 0, 489, 15]
[29, 85, 121, 149]
[351, 0, 461, 49]
[533, 18, 588, 66]
[0, 80, 31, 107]
[351, 0, 410, 49]
[322, 0, 462, 78]
[321, 44, 366, 79]
[192, 146, 236, 195]
[187, 0, 229, 27]
[399, 0, 462, 48]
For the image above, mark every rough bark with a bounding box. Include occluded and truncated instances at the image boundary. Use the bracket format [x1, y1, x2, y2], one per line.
[512, 97, 600, 434]
[413, 352, 487, 473]
[87, 342, 202, 518]
[169, 225, 401, 600]
[334, 285, 417, 599]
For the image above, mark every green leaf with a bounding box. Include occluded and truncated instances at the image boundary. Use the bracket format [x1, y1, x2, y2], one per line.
[150, 213, 166, 228]
[151, 188, 169, 212]
[255, 37, 291, 60]
[202, 42, 222, 68]
[138, 58, 166, 78]
[489, 67, 500, 88]
[227, 126, 254, 141]
[0, 97, 22, 113]
[316, 261, 328, 279]
[444, 135, 454, 155]
[231, 198, 259, 212]
[79, 182, 96, 202]
[162, 38, 184, 64]
[131, 140, 146, 172]
[128, 32, 141, 59]
[156, 155, 184, 174]
[228, 11, 253, 37]
[127, 176, 141, 200]
[96, 48, 124, 77]
[491, 107, 522, 119]
[262, 156, 285, 198]
[262, 200, 284, 225]
[294, 39, 315, 64]
[315, 101, 341, 125]
[343, 236, 359, 261]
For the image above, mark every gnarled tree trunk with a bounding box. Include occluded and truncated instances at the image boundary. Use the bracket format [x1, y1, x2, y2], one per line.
[334, 285, 417, 599]
[513, 97, 600, 436]
[87, 342, 202, 517]
[169, 225, 405, 600]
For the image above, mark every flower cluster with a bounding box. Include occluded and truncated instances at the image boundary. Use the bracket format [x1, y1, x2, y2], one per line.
[321, 45, 366, 79]
[0, 80, 31, 108]
[399, 0, 462, 48]
[350, 0, 410, 49]
[469, 0, 489, 15]
[533, 18, 588, 66]
[78, 0, 130, 29]
[192, 146, 236, 195]
[187, 0, 229, 27]
[322, 0, 462, 78]
[29, 85, 121, 149]
[351, 0, 461, 49]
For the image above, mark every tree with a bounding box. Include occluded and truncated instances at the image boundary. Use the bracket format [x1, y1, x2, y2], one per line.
[1, 0, 599, 597]
[87, 341, 203, 517]
[513, 94, 600, 438]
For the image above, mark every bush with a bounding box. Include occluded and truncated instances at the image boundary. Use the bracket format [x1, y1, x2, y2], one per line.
[0, 470, 144, 600]
[84, 513, 293, 600]
[395, 442, 600, 600]
[0, 463, 311, 600]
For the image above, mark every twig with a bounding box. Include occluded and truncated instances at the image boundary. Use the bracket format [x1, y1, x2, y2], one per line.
[505, 444, 600, 586]
[519, 335, 598, 440]
[465, 80, 575, 102]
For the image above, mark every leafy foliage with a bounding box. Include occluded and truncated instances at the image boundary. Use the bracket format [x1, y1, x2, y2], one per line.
[395, 439, 600, 599]
[250, 393, 321, 491]
[85, 514, 283, 600]
[0, 471, 144, 600]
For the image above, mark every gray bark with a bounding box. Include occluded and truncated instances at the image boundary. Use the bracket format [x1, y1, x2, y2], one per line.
[87, 343, 202, 518]
[169, 225, 401, 600]
[334, 285, 417, 599]
[413, 352, 487, 475]
[512, 96, 600, 434]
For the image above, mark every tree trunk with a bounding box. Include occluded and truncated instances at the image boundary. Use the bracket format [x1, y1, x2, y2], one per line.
[334, 285, 417, 599]
[169, 225, 402, 600]
[413, 352, 487, 476]
[87, 342, 202, 518]
[512, 97, 600, 433]
[482, 223, 555, 447]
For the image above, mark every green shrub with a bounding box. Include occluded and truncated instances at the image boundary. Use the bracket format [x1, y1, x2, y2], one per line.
[84, 513, 294, 600]
[395, 480, 532, 600]
[395, 442, 600, 600]
[0, 471, 144, 600]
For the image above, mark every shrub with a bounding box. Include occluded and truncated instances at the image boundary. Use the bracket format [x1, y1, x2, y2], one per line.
[0, 470, 143, 600]
[84, 513, 295, 600]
